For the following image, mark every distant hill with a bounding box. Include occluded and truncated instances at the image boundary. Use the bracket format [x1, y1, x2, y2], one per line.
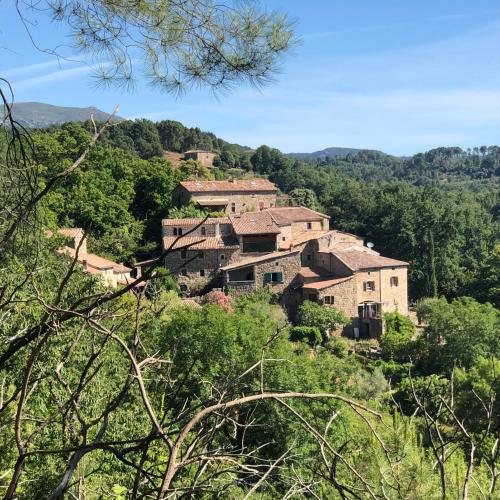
[8, 102, 123, 128]
[288, 147, 382, 160]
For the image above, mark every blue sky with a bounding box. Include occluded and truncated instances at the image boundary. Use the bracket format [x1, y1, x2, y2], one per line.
[2, 0, 500, 155]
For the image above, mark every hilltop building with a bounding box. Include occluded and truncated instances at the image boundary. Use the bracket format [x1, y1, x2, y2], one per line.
[173, 179, 278, 214]
[183, 150, 217, 167]
[156, 190, 409, 338]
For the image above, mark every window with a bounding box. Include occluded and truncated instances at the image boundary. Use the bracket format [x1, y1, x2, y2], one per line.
[180, 284, 188, 292]
[173, 227, 178, 236]
[200, 269, 205, 277]
[390, 276, 399, 287]
[282, 237, 286, 241]
[364, 281, 375, 291]
[231, 202, 236, 213]
[181, 250, 187, 259]
[324, 296, 334, 305]
[306, 222, 312, 230]
[306, 254, 311, 261]
[181, 269, 187, 276]
[220, 254, 225, 261]
[178, 227, 183, 236]
[263, 272, 283, 285]
[198, 252, 204, 259]
[201, 227, 206, 236]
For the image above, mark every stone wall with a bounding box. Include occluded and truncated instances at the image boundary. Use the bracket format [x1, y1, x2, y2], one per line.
[224, 252, 302, 298]
[379, 266, 409, 315]
[314, 278, 358, 318]
[165, 247, 239, 295]
[173, 189, 277, 215]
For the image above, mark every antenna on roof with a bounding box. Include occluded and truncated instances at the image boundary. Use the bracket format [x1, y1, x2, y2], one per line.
[367, 242, 374, 249]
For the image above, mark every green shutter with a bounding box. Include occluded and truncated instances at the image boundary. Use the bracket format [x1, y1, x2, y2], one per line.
[263, 273, 271, 285]
[277, 272, 283, 283]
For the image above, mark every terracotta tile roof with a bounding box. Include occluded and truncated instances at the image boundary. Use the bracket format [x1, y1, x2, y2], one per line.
[221, 250, 300, 271]
[162, 235, 238, 251]
[330, 249, 408, 271]
[162, 217, 231, 226]
[62, 246, 131, 274]
[267, 207, 330, 225]
[184, 149, 214, 154]
[302, 276, 354, 290]
[299, 267, 324, 279]
[179, 179, 277, 193]
[230, 211, 280, 235]
[279, 230, 332, 250]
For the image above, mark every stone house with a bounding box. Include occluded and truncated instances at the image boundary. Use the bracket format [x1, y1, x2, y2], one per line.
[160, 205, 409, 338]
[183, 150, 217, 167]
[57, 228, 132, 288]
[173, 179, 278, 214]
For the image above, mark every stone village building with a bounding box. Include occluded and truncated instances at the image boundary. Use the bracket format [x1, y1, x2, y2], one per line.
[155, 180, 410, 339]
[173, 179, 278, 214]
[56, 228, 132, 288]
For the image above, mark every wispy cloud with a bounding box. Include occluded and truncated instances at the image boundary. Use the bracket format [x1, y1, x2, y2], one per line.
[13, 62, 112, 89]
[3, 58, 76, 78]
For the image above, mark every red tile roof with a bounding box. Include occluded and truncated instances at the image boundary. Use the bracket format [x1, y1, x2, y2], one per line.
[162, 236, 238, 251]
[179, 179, 277, 193]
[330, 249, 408, 271]
[230, 211, 280, 235]
[299, 267, 324, 279]
[62, 246, 131, 274]
[302, 276, 354, 290]
[162, 217, 231, 226]
[267, 207, 330, 225]
[279, 230, 332, 250]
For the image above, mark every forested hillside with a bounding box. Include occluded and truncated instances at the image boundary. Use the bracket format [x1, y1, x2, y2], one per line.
[1, 115, 497, 497]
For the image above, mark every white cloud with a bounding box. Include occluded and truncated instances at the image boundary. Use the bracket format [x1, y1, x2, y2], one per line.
[3, 58, 78, 78]
[13, 62, 112, 89]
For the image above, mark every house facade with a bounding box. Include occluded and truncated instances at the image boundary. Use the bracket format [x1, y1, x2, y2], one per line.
[57, 228, 132, 288]
[173, 179, 278, 214]
[183, 150, 217, 167]
[160, 200, 409, 338]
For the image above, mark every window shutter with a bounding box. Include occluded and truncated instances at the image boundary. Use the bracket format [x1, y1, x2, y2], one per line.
[277, 272, 283, 283]
[263, 273, 271, 285]
[363, 282, 367, 291]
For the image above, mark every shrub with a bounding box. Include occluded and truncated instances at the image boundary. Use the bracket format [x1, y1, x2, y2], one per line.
[380, 311, 416, 362]
[290, 326, 322, 347]
[325, 336, 349, 358]
[297, 300, 349, 340]
[201, 290, 233, 313]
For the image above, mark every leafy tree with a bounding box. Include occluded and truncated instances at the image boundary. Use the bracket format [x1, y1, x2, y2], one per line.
[297, 300, 349, 340]
[289, 188, 319, 209]
[290, 326, 322, 346]
[380, 311, 416, 362]
[179, 158, 214, 180]
[418, 297, 499, 373]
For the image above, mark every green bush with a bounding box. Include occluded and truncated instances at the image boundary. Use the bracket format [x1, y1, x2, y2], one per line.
[290, 326, 322, 347]
[325, 336, 349, 358]
[297, 300, 349, 339]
